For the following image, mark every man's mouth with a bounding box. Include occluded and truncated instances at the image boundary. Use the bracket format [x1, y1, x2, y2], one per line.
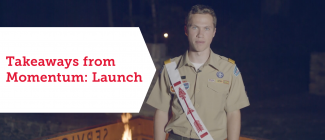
[195, 41, 205, 44]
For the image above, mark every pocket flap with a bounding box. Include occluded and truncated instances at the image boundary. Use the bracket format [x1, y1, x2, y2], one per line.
[207, 82, 229, 94]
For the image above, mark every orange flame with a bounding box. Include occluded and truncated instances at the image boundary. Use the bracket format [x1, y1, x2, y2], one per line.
[121, 113, 132, 140]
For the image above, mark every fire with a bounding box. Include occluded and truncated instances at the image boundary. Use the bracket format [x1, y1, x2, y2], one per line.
[121, 113, 132, 140]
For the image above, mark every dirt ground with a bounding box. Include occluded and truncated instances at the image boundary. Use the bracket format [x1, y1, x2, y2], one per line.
[240, 93, 325, 140]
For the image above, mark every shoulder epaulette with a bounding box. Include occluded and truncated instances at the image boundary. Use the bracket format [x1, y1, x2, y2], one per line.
[228, 58, 235, 64]
[164, 58, 171, 65]
[220, 56, 235, 64]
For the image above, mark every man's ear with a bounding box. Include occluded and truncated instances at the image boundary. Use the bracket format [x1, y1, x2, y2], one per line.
[213, 28, 217, 37]
[184, 26, 188, 36]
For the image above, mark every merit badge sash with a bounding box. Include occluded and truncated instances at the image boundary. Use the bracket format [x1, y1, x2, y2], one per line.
[164, 59, 214, 140]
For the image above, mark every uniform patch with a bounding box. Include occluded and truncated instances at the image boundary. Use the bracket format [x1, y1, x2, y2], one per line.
[182, 80, 187, 83]
[223, 80, 229, 84]
[217, 71, 224, 78]
[208, 79, 215, 82]
[170, 85, 175, 93]
[233, 65, 240, 76]
[183, 82, 190, 90]
[174, 81, 181, 87]
[216, 79, 223, 83]
[170, 82, 189, 93]
[181, 76, 186, 79]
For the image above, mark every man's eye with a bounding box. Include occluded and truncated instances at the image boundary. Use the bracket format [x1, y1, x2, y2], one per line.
[205, 27, 210, 30]
[192, 27, 197, 29]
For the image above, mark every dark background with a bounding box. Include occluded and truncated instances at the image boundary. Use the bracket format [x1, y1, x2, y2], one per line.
[1, 0, 324, 96]
[1, 0, 325, 140]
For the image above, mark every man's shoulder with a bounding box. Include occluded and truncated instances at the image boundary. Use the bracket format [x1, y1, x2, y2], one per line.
[162, 55, 183, 65]
[215, 54, 236, 70]
[215, 54, 242, 77]
[217, 54, 235, 64]
[160, 55, 182, 75]
[170, 55, 183, 63]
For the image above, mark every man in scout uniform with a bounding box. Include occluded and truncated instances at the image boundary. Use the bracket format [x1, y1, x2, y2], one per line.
[146, 5, 250, 140]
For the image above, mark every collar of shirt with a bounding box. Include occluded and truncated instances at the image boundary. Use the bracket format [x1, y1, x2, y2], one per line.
[176, 49, 221, 71]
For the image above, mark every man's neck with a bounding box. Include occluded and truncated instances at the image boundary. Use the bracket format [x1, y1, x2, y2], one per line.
[188, 48, 210, 64]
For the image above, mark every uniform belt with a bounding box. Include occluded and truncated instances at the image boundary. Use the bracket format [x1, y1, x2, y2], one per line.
[169, 132, 200, 140]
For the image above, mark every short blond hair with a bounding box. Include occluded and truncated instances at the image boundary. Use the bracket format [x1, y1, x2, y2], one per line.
[185, 5, 217, 28]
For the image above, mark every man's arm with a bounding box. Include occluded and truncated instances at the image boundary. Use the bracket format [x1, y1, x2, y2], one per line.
[154, 109, 169, 140]
[227, 109, 241, 140]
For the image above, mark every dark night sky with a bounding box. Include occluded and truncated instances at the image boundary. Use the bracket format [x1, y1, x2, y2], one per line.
[1, 0, 324, 96]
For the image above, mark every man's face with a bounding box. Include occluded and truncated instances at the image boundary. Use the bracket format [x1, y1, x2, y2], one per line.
[185, 14, 216, 52]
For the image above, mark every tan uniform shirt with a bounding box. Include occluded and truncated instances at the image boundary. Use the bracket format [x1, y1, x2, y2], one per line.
[147, 50, 250, 140]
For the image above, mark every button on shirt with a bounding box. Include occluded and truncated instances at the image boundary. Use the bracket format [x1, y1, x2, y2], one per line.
[146, 50, 250, 140]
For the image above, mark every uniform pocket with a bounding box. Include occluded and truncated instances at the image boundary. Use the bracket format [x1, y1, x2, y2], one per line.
[207, 82, 229, 94]
[205, 82, 229, 111]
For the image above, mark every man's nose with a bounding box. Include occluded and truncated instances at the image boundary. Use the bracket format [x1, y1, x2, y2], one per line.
[196, 29, 203, 38]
